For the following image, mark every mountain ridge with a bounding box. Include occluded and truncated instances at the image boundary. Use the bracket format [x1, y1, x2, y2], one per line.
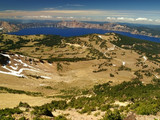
[1, 20, 160, 38]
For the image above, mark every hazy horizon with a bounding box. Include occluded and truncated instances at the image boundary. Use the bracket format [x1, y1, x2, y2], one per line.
[0, 0, 160, 25]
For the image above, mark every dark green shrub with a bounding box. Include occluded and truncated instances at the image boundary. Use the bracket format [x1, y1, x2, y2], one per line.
[102, 110, 122, 120]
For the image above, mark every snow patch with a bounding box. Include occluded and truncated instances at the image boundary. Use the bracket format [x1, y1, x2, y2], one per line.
[0, 70, 24, 77]
[155, 75, 160, 79]
[143, 56, 147, 62]
[122, 61, 126, 66]
[1, 65, 39, 78]
[98, 35, 102, 39]
[66, 43, 81, 47]
[15, 54, 19, 57]
[18, 68, 38, 74]
[39, 84, 46, 86]
[14, 59, 32, 67]
[49, 63, 52, 66]
[0, 53, 11, 58]
[8, 61, 11, 64]
[113, 64, 116, 67]
[41, 76, 51, 79]
[20, 55, 24, 57]
[10, 66, 18, 70]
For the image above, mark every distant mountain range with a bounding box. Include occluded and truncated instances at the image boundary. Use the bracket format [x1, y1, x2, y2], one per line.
[0, 20, 160, 38]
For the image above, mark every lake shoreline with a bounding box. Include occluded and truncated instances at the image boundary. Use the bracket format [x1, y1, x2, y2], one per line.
[9, 27, 160, 43]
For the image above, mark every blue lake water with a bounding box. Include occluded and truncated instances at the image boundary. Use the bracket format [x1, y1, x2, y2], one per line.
[9, 27, 160, 43]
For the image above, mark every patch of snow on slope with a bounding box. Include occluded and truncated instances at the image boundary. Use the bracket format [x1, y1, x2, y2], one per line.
[143, 56, 147, 62]
[1, 66, 24, 77]
[0, 53, 11, 58]
[20, 55, 24, 57]
[0, 70, 24, 77]
[0, 54, 49, 78]
[98, 35, 102, 39]
[15, 54, 19, 57]
[113, 64, 116, 67]
[10, 66, 18, 70]
[14, 59, 32, 67]
[66, 43, 81, 47]
[41, 76, 51, 79]
[49, 63, 52, 66]
[155, 75, 159, 79]
[39, 84, 46, 86]
[122, 61, 126, 66]
[1, 57, 40, 78]
[1, 65, 39, 77]
[18, 68, 38, 74]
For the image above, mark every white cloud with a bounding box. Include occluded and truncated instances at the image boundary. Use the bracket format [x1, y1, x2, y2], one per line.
[69, 17, 74, 19]
[44, 8, 55, 10]
[0, 9, 160, 24]
[104, 16, 158, 24]
[148, 19, 153, 22]
[136, 17, 148, 21]
[106, 17, 116, 20]
[117, 17, 135, 21]
[56, 17, 63, 19]
[23, 15, 52, 19]
[117, 17, 125, 20]
[40, 15, 52, 18]
[155, 19, 160, 23]
[106, 17, 135, 22]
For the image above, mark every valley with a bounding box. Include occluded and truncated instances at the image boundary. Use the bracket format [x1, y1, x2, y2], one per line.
[0, 32, 160, 119]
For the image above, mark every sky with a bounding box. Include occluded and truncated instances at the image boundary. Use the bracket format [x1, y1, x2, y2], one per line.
[0, 0, 160, 24]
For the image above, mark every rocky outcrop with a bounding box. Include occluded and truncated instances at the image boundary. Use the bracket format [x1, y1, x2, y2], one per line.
[56, 20, 101, 29]
[0, 21, 19, 33]
[0, 54, 10, 65]
[56, 21, 160, 38]
[124, 113, 137, 120]
[56, 21, 129, 31]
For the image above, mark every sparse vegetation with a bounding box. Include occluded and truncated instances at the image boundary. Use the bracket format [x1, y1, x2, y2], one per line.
[18, 102, 30, 108]
[1, 80, 160, 119]
[101, 110, 122, 120]
[112, 34, 160, 62]
[0, 32, 160, 119]
[0, 86, 42, 96]
[110, 73, 114, 77]
[34, 35, 63, 47]
[0, 107, 22, 120]
[54, 115, 68, 120]
[57, 63, 63, 71]
[118, 65, 131, 71]
[93, 68, 107, 73]
[28, 74, 44, 79]
[47, 57, 89, 63]
[32, 100, 68, 117]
